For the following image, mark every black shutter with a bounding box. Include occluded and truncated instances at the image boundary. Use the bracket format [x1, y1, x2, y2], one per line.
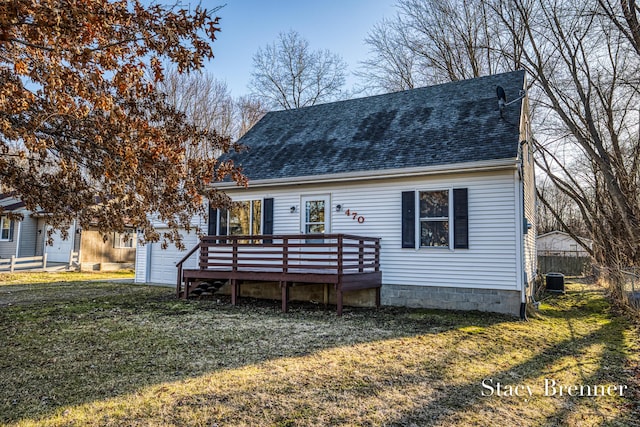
[453, 188, 468, 249]
[207, 205, 217, 236]
[8, 220, 15, 242]
[263, 198, 274, 243]
[401, 191, 415, 248]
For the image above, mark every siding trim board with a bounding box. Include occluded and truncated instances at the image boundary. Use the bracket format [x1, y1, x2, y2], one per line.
[215, 158, 518, 190]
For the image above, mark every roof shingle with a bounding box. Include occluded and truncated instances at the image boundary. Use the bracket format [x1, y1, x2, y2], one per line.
[232, 71, 526, 181]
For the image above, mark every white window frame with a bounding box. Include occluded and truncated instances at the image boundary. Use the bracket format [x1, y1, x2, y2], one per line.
[301, 194, 330, 235]
[114, 231, 136, 249]
[417, 189, 453, 249]
[0, 216, 11, 241]
[218, 199, 263, 236]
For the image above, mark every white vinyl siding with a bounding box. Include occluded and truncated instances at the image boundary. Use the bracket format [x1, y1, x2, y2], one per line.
[520, 97, 537, 288]
[135, 230, 199, 284]
[18, 216, 39, 257]
[222, 169, 519, 291]
[134, 242, 147, 283]
[135, 215, 205, 284]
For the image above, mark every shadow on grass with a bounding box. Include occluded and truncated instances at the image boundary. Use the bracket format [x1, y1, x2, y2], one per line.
[0, 280, 511, 425]
[387, 287, 639, 426]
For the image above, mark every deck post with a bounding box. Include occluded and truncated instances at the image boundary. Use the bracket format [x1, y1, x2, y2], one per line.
[281, 281, 289, 312]
[283, 236, 288, 273]
[337, 289, 343, 316]
[231, 279, 238, 305]
[323, 284, 329, 309]
[200, 240, 208, 269]
[232, 239, 238, 273]
[337, 235, 344, 315]
[176, 263, 183, 298]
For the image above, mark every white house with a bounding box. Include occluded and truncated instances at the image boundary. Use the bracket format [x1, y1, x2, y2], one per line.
[537, 231, 592, 257]
[1, 194, 135, 270]
[136, 71, 536, 317]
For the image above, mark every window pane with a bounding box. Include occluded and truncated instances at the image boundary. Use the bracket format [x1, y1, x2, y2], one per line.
[306, 200, 325, 223]
[305, 224, 325, 234]
[229, 201, 250, 235]
[1, 217, 9, 240]
[114, 232, 135, 248]
[218, 209, 228, 236]
[420, 221, 449, 247]
[252, 200, 262, 235]
[420, 190, 449, 218]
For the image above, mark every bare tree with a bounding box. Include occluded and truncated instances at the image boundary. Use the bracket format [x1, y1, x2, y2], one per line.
[361, 0, 640, 267]
[537, 179, 588, 237]
[235, 95, 268, 138]
[358, 0, 520, 92]
[249, 30, 348, 110]
[493, 0, 640, 266]
[160, 69, 235, 157]
[356, 19, 423, 92]
[598, 0, 640, 56]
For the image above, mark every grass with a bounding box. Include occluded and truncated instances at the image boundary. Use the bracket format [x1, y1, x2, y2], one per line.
[0, 272, 638, 426]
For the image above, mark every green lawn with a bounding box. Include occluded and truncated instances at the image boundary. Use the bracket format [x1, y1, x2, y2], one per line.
[0, 272, 638, 426]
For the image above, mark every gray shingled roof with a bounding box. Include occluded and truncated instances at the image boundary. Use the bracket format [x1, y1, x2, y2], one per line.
[231, 71, 525, 181]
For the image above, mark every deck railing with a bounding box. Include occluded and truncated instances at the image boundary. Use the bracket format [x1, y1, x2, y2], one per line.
[176, 234, 382, 314]
[179, 234, 379, 274]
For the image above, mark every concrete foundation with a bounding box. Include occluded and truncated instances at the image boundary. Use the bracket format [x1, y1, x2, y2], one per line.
[381, 284, 521, 316]
[212, 281, 520, 315]
[216, 281, 377, 307]
[80, 262, 135, 272]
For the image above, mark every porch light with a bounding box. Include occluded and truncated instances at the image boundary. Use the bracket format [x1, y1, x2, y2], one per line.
[336, 204, 342, 212]
[290, 206, 297, 213]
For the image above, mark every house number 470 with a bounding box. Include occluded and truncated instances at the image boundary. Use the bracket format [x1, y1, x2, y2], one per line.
[344, 209, 365, 224]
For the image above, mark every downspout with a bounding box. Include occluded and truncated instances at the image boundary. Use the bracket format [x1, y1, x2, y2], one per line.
[516, 152, 529, 321]
[15, 220, 22, 257]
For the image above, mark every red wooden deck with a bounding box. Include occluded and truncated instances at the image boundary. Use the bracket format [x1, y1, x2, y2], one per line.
[176, 234, 382, 315]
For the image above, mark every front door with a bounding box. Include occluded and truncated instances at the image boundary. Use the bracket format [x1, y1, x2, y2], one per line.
[301, 195, 330, 236]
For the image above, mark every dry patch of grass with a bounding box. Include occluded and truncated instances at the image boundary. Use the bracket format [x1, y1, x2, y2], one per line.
[0, 274, 638, 426]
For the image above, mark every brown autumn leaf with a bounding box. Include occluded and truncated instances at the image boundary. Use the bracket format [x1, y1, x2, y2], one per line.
[0, 0, 246, 247]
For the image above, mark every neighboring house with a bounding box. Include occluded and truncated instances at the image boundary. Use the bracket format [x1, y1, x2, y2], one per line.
[76, 226, 137, 271]
[0, 194, 40, 259]
[537, 231, 592, 257]
[135, 71, 536, 317]
[0, 194, 135, 270]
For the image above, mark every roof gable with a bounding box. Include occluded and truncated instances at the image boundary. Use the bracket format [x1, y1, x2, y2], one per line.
[232, 71, 526, 182]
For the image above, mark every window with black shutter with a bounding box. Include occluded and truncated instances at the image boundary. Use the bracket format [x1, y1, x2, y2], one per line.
[401, 188, 468, 249]
[453, 188, 469, 249]
[263, 198, 274, 243]
[210, 199, 267, 237]
[207, 206, 218, 236]
[401, 191, 415, 248]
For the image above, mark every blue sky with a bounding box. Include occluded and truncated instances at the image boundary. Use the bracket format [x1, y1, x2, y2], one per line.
[204, 0, 397, 97]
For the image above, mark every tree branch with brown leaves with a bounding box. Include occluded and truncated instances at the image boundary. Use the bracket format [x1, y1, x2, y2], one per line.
[0, 0, 245, 247]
